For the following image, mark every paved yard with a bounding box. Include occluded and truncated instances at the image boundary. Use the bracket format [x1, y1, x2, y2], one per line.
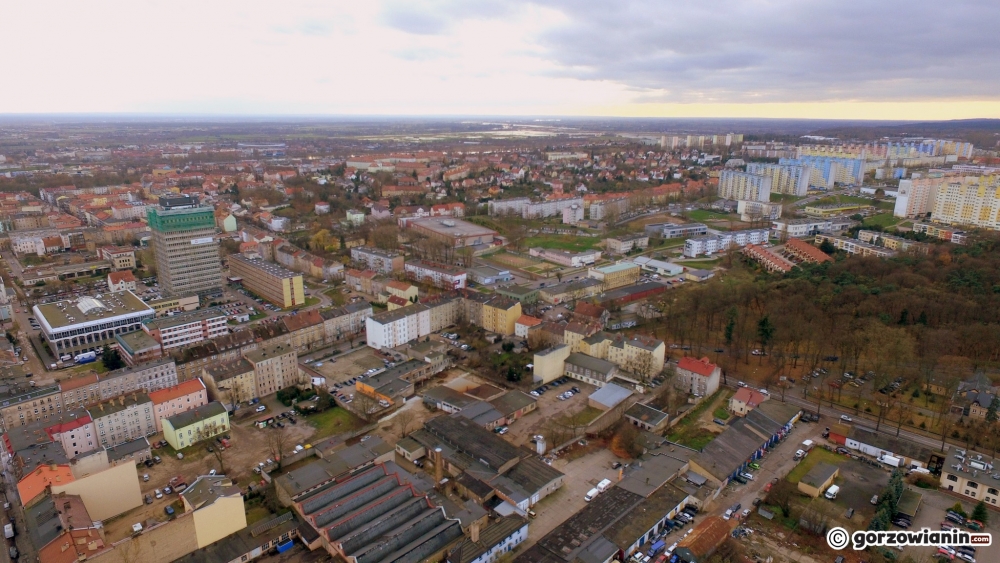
[520, 447, 620, 548]
[504, 380, 600, 449]
[906, 485, 1000, 563]
[311, 347, 385, 385]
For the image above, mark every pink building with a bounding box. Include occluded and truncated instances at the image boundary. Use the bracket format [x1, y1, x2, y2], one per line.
[45, 414, 98, 458]
[148, 379, 209, 432]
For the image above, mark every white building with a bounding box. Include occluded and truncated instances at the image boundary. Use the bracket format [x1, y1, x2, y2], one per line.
[562, 204, 584, 225]
[34, 291, 155, 357]
[683, 229, 769, 257]
[404, 260, 467, 290]
[366, 306, 432, 349]
[717, 170, 772, 202]
[528, 247, 602, 268]
[630, 256, 683, 276]
[589, 198, 629, 220]
[770, 216, 854, 239]
[350, 246, 403, 273]
[737, 200, 783, 222]
[141, 308, 229, 351]
[745, 163, 811, 196]
[488, 197, 584, 219]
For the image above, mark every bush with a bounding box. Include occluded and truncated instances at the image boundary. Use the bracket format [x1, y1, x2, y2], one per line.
[972, 501, 989, 524]
[951, 503, 967, 518]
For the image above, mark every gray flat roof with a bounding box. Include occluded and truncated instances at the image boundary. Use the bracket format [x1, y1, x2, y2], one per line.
[409, 217, 497, 237]
[115, 330, 161, 354]
[230, 253, 300, 279]
[35, 290, 153, 331]
[566, 352, 618, 375]
[801, 462, 839, 488]
[143, 307, 227, 330]
[164, 401, 226, 429]
[589, 383, 632, 409]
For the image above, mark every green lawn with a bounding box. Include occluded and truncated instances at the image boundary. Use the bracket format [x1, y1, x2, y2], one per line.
[679, 258, 721, 269]
[713, 407, 731, 420]
[290, 296, 320, 310]
[786, 447, 845, 484]
[770, 193, 806, 203]
[523, 235, 601, 253]
[657, 238, 688, 249]
[667, 426, 718, 450]
[687, 209, 737, 222]
[811, 195, 875, 206]
[249, 312, 267, 321]
[307, 407, 364, 438]
[863, 214, 904, 229]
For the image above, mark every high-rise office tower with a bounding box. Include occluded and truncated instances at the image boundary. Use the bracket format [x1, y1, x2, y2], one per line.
[147, 195, 223, 298]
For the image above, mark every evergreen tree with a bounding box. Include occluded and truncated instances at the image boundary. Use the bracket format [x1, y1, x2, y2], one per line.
[972, 501, 989, 524]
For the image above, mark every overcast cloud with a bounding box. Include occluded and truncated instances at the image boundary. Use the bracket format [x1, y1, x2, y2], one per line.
[0, 0, 997, 117]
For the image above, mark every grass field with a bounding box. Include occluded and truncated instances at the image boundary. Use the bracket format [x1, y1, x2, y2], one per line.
[786, 447, 845, 484]
[863, 214, 904, 229]
[679, 258, 722, 269]
[687, 209, 738, 222]
[713, 407, 731, 420]
[667, 426, 718, 450]
[523, 235, 601, 252]
[770, 193, 806, 203]
[307, 407, 363, 439]
[811, 195, 876, 207]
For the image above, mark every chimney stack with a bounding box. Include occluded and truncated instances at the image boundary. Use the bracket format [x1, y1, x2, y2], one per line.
[433, 447, 444, 486]
[470, 521, 480, 543]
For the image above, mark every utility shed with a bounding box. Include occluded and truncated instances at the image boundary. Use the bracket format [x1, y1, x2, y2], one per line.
[896, 489, 922, 520]
[797, 462, 839, 498]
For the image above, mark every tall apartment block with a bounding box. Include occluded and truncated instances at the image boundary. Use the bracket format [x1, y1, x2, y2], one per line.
[745, 163, 811, 196]
[717, 170, 772, 202]
[228, 253, 304, 308]
[147, 196, 223, 299]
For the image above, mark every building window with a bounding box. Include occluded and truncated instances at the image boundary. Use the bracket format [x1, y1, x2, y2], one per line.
[969, 482, 979, 489]
[947, 475, 958, 482]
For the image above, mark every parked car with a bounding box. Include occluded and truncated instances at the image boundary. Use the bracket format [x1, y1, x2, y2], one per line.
[165, 505, 175, 516]
[256, 405, 267, 413]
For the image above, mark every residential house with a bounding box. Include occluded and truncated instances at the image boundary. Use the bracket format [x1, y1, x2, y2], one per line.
[675, 357, 721, 399]
[148, 378, 209, 432]
[728, 387, 769, 416]
[161, 402, 230, 450]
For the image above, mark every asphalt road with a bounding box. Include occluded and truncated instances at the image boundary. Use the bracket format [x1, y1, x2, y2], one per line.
[720, 380, 952, 454]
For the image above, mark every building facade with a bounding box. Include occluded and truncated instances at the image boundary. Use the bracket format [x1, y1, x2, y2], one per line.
[587, 262, 640, 290]
[89, 394, 156, 448]
[244, 343, 299, 397]
[229, 253, 305, 308]
[148, 378, 210, 432]
[405, 260, 468, 290]
[161, 402, 230, 450]
[350, 247, 404, 273]
[718, 170, 772, 202]
[675, 357, 721, 399]
[142, 308, 229, 350]
[147, 196, 223, 298]
[34, 292, 155, 357]
[745, 162, 811, 196]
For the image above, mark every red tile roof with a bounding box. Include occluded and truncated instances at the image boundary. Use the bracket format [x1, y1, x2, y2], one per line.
[677, 356, 717, 377]
[148, 379, 206, 404]
[108, 270, 136, 284]
[516, 315, 542, 327]
[59, 374, 99, 392]
[732, 388, 768, 408]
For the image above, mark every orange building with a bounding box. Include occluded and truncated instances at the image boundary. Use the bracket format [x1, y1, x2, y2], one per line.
[18, 464, 74, 506]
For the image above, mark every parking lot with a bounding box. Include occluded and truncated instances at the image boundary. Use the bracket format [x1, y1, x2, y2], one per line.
[905, 485, 1000, 563]
[504, 379, 598, 449]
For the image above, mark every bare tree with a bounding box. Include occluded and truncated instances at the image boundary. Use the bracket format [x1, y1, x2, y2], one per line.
[395, 410, 417, 438]
[267, 426, 291, 469]
[353, 392, 380, 422]
[210, 443, 228, 475]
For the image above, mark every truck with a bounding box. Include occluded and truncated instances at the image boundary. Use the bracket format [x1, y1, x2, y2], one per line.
[825, 485, 840, 499]
[801, 439, 815, 452]
[74, 352, 97, 364]
[597, 478, 613, 493]
[584, 488, 600, 502]
[4, 522, 14, 539]
[879, 455, 902, 468]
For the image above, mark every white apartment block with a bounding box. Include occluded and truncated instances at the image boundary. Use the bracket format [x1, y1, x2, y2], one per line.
[814, 234, 897, 258]
[366, 298, 462, 349]
[350, 247, 403, 273]
[745, 163, 811, 196]
[931, 175, 1000, 230]
[562, 204, 584, 225]
[11, 236, 45, 256]
[737, 200, 783, 222]
[683, 229, 769, 258]
[718, 170, 772, 202]
[488, 197, 584, 219]
[529, 247, 602, 267]
[589, 198, 629, 220]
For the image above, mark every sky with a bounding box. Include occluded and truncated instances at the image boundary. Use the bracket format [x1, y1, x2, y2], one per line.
[3, 0, 999, 120]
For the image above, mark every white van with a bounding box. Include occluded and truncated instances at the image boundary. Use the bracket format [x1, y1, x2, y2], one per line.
[825, 485, 840, 499]
[584, 488, 600, 502]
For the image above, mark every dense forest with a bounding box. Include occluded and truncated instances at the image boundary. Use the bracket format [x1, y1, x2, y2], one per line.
[649, 234, 1000, 404]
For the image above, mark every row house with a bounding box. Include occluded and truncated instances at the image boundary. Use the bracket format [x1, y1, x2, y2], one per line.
[89, 393, 156, 448]
[148, 378, 209, 432]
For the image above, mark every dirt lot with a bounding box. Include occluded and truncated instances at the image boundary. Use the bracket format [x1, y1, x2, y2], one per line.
[311, 347, 385, 385]
[504, 380, 599, 449]
[101, 396, 334, 543]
